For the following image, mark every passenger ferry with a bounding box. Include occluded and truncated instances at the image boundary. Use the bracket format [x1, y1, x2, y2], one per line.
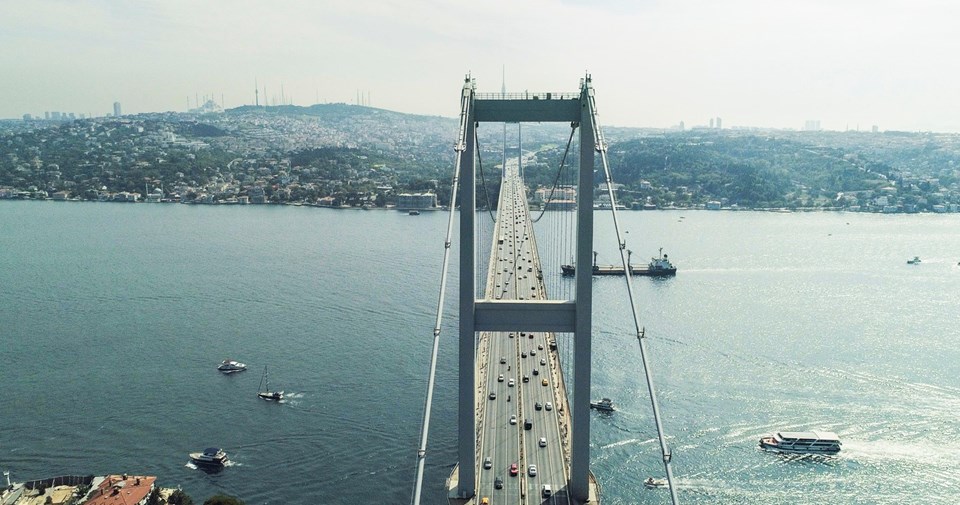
[759, 431, 841, 455]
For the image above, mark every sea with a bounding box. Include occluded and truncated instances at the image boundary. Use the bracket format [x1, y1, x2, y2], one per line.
[1, 201, 959, 505]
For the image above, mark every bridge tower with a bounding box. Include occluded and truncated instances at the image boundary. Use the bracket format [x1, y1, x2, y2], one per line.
[455, 75, 598, 503]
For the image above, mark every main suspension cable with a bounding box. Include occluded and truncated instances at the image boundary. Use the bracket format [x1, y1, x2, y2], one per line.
[532, 124, 578, 223]
[476, 129, 497, 223]
[586, 86, 680, 505]
[411, 84, 472, 505]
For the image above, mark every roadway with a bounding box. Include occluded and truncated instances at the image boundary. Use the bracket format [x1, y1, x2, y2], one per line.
[475, 163, 570, 505]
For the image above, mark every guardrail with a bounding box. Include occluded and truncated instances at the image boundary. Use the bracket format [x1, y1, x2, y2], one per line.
[475, 92, 580, 101]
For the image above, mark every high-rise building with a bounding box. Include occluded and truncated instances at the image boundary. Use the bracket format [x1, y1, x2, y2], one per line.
[804, 120, 821, 131]
[709, 118, 714, 129]
[113, 102, 122, 117]
[716, 117, 722, 129]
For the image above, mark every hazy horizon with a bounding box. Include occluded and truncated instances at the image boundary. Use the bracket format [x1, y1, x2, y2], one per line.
[4, 0, 960, 132]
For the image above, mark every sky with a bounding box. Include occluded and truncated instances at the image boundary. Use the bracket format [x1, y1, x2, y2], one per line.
[3, 0, 960, 132]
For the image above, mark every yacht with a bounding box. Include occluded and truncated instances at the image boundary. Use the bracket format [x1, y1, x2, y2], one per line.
[217, 359, 247, 374]
[189, 447, 228, 467]
[907, 256, 921, 265]
[589, 398, 615, 412]
[759, 431, 841, 455]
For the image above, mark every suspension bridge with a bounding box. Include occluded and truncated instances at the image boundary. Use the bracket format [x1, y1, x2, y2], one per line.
[412, 75, 679, 505]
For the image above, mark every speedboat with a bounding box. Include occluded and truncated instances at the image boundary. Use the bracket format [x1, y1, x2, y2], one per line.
[644, 477, 667, 489]
[590, 398, 615, 412]
[759, 431, 841, 455]
[907, 256, 921, 265]
[217, 359, 247, 374]
[189, 447, 228, 467]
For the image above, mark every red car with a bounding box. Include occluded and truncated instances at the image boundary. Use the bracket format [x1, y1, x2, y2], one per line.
[509, 463, 519, 476]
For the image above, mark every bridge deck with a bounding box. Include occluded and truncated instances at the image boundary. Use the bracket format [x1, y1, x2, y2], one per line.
[447, 161, 597, 505]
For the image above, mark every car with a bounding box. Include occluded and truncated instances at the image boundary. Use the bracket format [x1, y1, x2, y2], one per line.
[522, 375, 529, 383]
[539, 437, 547, 447]
[541, 484, 552, 498]
[529, 333, 534, 339]
[542, 378, 548, 386]
[508, 378, 515, 387]
[497, 374, 504, 382]
[509, 332, 514, 338]
[545, 402, 553, 411]
[528, 464, 537, 477]
[535, 402, 542, 411]
[520, 332, 526, 338]
[521, 352, 527, 358]
[524, 418, 532, 430]
[509, 414, 517, 425]
[540, 358, 546, 366]
[538, 344, 543, 350]
[481, 498, 489, 505]
[489, 392, 497, 400]
[530, 349, 536, 356]
[483, 456, 493, 469]
[532, 368, 539, 376]
[510, 463, 519, 476]
[500, 357, 507, 364]
[494, 476, 504, 489]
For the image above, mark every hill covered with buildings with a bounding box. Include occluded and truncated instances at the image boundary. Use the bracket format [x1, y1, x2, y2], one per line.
[3, 105, 960, 212]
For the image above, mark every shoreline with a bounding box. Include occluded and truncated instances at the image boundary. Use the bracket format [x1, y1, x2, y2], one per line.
[2, 198, 959, 214]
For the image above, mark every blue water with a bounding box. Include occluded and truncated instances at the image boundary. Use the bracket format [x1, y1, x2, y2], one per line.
[2, 201, 959, 504]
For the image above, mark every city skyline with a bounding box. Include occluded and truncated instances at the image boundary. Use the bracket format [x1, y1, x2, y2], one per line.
[3, 0, 960, 132]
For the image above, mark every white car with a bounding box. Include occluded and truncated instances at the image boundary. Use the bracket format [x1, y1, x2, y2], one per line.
[528, 464, 537, 477]
[508, 378, 515, 387]
[509, 415, 517, 425]
[497, 374, 504, 382]
[545, 402, 553, 411]
[538, 437, 547, 447]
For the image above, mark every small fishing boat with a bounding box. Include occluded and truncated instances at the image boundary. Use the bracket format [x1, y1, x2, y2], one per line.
[907, 256, 921, 265]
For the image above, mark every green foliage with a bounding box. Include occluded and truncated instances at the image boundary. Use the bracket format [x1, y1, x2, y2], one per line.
[202, 494, 245, 505]
[146, 487, 161, 505]
[168, 489, 194, 505]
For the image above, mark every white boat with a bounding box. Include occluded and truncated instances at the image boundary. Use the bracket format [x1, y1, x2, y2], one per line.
[644, 477, 667, 489]
[907, 256, 921, 265]
[189, 447, 228, 467]
[217, 359, 247, 374]
[590, 398, 615, 412]
[759, 431, 841, 455]
[257, 366, 284, 401]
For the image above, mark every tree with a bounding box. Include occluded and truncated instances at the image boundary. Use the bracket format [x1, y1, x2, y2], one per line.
[147, 487, 162, 505]
[168, 489, 194, 505]
[202, 494, 245, 505]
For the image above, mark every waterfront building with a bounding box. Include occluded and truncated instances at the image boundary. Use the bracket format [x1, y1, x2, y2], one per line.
[84, 475, 156, 505]
[396, 192, 437, 210]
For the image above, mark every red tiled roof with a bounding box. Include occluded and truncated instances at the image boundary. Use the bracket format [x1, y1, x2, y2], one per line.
[84, 475, 156, 505]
